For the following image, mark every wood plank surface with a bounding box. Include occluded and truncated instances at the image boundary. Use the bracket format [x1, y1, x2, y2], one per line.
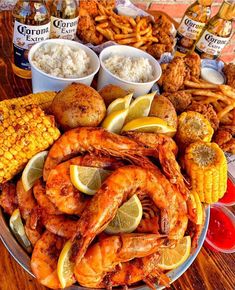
[0, 10, 235, 290]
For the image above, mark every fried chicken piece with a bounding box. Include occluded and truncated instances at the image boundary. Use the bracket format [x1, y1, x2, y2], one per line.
[161, 57, 186, 93]
[184, 52, 201, 80]
[77, 8, 103, 45]
[155, 30, 174, 46]
[79, 0, 99, 17]
[157, 63, 168, 87]
[186, 101, 219, 130]
[214, 129, 235, 154]
[0, 182, 18, 215]
[219, 125, 235, 136]
[163, 91, 192, 113]
[147, 43, 172, 60]
[153, 14, 173, 35]
[223, 63, 235, 89]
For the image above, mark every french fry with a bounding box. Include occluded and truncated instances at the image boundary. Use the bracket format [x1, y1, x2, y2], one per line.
[185, 89, 230, 103]
[218, 103, 235, 120]
[184, 80, 219, 89]
[96, 22, 109, 29]
[219, 85, 235, 99]
[132, 41, 145, 48]
[110, 17, 133, 33]
[95, 15, 108, 21]
[128, 17, 137, 27]
[117, 37, 137, 44]
[96, 26, 114, 40]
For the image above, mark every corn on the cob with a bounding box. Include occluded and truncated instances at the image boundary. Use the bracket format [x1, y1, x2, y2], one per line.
[0, 91, 56, 111]
[0, 105, 60, 183]
[185, 141, 227, 204]
[176, 111, 214, 150]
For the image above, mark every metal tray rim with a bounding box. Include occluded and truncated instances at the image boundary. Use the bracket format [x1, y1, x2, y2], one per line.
[0, 207, 210, 290]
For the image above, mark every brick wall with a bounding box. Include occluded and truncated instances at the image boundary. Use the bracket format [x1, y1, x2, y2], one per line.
[133, 0, 235, 63]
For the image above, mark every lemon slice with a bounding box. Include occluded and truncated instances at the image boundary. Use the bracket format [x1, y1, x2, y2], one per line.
[57, 240, 76, 288]
[102, 108, 129, 134]
[22, 151, 48, 191]
[70, 165, 111, 195]
[107, 93, 133, 115]
[9, 209, 32, 253]
[157, 236, 191, 270]
[105, 194, 143, 234]
[122, 117, 176, 137]
[125, 92, 156, 123]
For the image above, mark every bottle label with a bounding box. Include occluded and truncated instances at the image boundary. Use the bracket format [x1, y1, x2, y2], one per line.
[175, 15, 206, 54]
[50, 16, 79, 40]
[13, 20, 50, 70]
[178, 15, 206, 40]
[195, 30, 231, 58]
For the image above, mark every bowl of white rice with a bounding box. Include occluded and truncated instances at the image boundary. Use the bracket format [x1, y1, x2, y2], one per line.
[28, 39, 100, 93]
[97, 45, 162, 97]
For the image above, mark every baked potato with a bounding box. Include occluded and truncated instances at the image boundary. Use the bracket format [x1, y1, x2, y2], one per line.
[149, 95, 177, 130]
[51, 83, 106, 130]
[99, 84, 129, 106]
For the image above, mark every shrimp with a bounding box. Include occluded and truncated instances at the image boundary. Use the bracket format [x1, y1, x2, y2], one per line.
[41, 212, 78, 239]
[16, 179, 37, 220]
[100, 253, 170, 289]
[71, 165, 188, 266]
[31, 231, 65, 289]
[74, 233, 167, 288]
[43, 127, 155, 181]
[33, 179, 62, 215]
[0, 182, 18, 215]
[123, 132, 189, 199]
[46, 154, 123, 215]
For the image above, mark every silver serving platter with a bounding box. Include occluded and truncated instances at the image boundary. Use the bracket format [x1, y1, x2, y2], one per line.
[0, 207, 210, 290]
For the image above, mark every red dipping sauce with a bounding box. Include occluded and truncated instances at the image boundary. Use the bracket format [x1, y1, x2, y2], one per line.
[218, 179, 235, 206]
[205, 204, 235, 253]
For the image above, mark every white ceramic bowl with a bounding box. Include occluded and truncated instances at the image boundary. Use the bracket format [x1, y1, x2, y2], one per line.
[97, 45, 162, 97]
[28, 39, 100, 93]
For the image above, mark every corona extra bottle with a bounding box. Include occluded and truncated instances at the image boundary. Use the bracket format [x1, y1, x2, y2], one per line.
[175, 0, 214, 56]
[49, 0, 78, 40]
[12, 0, 50, 79]
[195, 0, 235, 59]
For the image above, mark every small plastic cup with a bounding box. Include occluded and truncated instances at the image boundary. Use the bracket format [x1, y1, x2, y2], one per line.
[204, 204, 235, 253]
[217, 178, 235, 206]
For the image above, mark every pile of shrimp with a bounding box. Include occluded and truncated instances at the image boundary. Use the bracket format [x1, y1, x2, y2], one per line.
[0, 127, 204, 290]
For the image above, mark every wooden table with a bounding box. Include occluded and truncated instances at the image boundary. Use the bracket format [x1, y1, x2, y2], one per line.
[0, 10, 235, 290]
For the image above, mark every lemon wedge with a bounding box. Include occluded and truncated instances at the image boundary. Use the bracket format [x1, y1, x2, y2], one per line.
[22, 151, 48, 191]
[122, 117, 176, 137]
[102, 108, 129, 134]
[9, 209, 32, 253]
[157, 236, 191, 270]
[125, 92, 156, 123]
[107, 93, 133, 115]
[105, 194, 143, 234]
[57, 240, 76, 288]
[70, 165, 111, 195]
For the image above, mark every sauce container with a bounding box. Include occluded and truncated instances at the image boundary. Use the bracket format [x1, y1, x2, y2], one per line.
[204, 204, 235, 253]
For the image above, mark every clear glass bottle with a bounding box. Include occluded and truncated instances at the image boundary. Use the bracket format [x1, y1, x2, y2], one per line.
[195, 0, 235, 59]
[175, 0, 214, 56]
[49, 0, 78, 40]
[12, 0, 50, 79]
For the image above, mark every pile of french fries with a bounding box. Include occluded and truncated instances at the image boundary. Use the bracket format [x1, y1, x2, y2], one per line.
[94, 2, 158, 50]
[184, 80, 235, 125]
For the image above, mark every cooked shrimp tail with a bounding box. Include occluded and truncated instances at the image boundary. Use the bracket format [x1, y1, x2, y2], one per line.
[43, 127, 155, 180]
[71, 165, 187, 266]
[74, 234, 167, 288]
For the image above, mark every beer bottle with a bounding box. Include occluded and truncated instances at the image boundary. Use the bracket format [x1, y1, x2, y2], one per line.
[175, 0, 214, 56]
[12, 0, 50, 79]
[49, 0, 78, 40]
[195, 0, 235, 59]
